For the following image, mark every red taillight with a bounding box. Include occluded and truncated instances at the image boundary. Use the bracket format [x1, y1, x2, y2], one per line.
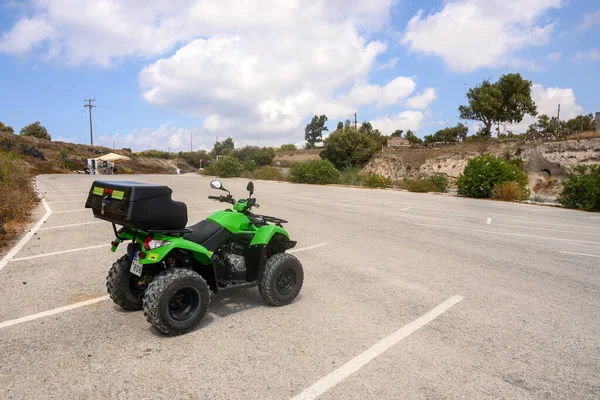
[104, 188, 113, 196]
[139, 252, 146, 259]
[143, 235, 153, 251]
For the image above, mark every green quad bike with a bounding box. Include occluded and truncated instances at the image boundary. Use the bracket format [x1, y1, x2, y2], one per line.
[85, 179, 303, 335]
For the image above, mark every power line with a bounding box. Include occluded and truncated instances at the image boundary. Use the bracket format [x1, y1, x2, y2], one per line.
[83, 99, 95, 146]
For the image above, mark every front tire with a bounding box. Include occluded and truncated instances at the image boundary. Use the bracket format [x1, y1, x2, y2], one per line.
[142, 268, 210, 335]
[106, 255, 145, 311]
[259, 253, 304, 306]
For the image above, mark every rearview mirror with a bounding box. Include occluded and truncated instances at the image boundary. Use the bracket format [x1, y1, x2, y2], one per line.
[246, 181, 254, 193]
[210, 180, 223, 190]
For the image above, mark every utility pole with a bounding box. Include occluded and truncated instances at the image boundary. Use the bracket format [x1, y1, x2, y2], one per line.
[83, 99, 95, 145]
[557, 104, 561, 136]
[354, 112, 357, 129]
[190, 132, 193, 152]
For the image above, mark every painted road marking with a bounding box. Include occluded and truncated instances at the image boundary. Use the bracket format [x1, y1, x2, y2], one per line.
[47, 200, 86, 204]
[0, 199, 53, 272]
[493, 223, 600, 237]
[416, 224, 599, 245]
[290, 295, 464, 400]
[487, 218, 492, 224]
[10, 244, 111, 262]
[0, 296, 110, 330]
[558, 251, 600, 258]
[400, 207, 412, 211]
[0, 243, 328, 330]
[289, 243, 327, 253]
[54, 209, 88, 214]
[39, 221, 104, 231]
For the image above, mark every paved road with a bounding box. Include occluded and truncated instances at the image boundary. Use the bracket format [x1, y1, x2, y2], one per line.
[1, 174, 599, 399]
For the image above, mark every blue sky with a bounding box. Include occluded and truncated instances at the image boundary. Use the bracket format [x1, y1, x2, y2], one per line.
[0, 0, 599, 151]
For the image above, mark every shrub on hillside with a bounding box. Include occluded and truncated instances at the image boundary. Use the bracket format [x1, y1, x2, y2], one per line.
[288, 159, 340, 185]
[424, 174, 449, 193]
[135, 150, 173, 159]
[362, 173, 392, 188]
[245, 166, 285, 181]
[0, 152, 38, 246]
[279, 144, 297, 151]
[205, 156, 244, 178]
[339, 166, 362, 186]
[557, 165, 600, 211]
[319, 128, 380, 169]
[457, 153, 528, 198]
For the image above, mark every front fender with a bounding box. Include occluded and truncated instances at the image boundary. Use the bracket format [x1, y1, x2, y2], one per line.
[250, 225, 292, 247]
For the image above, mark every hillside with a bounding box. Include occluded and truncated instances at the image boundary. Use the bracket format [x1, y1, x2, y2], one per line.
[364, 136, 600, 196]
[0, 132, 190, 175]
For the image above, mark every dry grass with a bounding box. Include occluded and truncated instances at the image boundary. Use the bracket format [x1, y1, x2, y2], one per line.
[273, 148, 321, 167]
[490, 182, 525, 201]
[0, 151, 39, 252]
[564, 131, 600, 140]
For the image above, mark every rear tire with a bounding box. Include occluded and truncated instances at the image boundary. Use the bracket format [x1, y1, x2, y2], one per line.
[142, 268, 210, 335]
[106, 255, 144, 311]
[259, 253, 304, 306]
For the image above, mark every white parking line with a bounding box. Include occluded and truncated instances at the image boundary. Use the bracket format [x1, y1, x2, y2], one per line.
[290, 295, 464, 400]
[487, 218, 492, 224]
[289, 243, 327, 253]
[416, 224, 599, 245]
[558, 251, 600, 258]
[10, 244, 111, 262]
[47, 200, 86, 204]
[39, 221, 104, 231]
[54, 209, 88, 214]
[0, 296, 110, 330]
[0, 199, 53, 272]
[494, 223, 600, 237]
[400, 207, 412, 211]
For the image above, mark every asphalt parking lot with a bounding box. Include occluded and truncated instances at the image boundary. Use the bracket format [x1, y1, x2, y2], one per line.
[1, 174, 599, 399]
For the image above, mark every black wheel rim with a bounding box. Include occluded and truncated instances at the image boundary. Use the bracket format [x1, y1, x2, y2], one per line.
[129, 277, 145, 298]
[276, 268, 297, 295]
[168, 288, 200, 321]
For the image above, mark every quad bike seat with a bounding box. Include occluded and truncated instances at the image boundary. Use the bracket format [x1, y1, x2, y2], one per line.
[184, 220, 225, 251]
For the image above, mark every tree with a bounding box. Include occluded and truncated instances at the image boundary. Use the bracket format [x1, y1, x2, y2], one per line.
[0, 121, 14, 134]
[359, 121, 386, 146]
[423, 123, 469, 144]
[305, 115, 328, 148]
[391, 129, 404, 138]
[212, 137, 235, 156]
[404, 130, 422, 144]
[232, 146, 275, 166]
[459, 73, 537, 137]
[336, 121, 344, 130]
[19, 121, 51, 140]
[320, 127, 380, 169]
[564, 113, 595, 133]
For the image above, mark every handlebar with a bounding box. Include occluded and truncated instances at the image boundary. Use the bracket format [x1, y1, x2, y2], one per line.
[208, 196, 221, 200]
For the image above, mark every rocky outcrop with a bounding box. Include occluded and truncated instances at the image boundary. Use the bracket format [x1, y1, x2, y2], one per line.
[364, 138, 600, 196]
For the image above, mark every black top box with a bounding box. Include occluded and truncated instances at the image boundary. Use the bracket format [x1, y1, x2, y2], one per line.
[85, 180, 187, 231]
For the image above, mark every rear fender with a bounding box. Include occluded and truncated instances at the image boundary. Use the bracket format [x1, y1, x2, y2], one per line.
[139, 236, 212, 265]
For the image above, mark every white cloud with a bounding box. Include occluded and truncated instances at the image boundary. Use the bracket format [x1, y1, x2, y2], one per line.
[371, 110, 425, 135]
[508, 83, 584, 133]
[578, 9, 600, 30]
[405, 88, 437, 109]
[377, 57, 399, 70]
[546, 52, 561, 61]
[401, 0, 563, 73]
[573, 48, 600, 63]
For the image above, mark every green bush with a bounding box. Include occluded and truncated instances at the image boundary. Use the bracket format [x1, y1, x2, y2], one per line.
[289, 159, 340, 185]
[424, 174, 449, 193]
[457, 153, 528, 198]
[245, 166, 285, 181]
[279, 144, 297, 151]
[557, 165, 600, 211]
[362, 173, 392, 188]
[339, 166, 361, 186]
[135, 150, 173, 159]
[243, 159, 257, 172]
[210, 156, 244, 178]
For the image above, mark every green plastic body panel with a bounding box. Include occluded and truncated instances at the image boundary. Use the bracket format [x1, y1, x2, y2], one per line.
[250, 225, 289, 246]
[207, 210, 254, 232]
[113, 227, 212, 265]
[233, 199, 248, 212]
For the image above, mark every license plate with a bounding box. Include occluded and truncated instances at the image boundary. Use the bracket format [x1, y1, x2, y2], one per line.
[130, 251, 143, 277]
